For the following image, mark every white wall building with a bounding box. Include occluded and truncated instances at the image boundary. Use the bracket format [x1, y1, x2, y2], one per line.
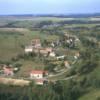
[25, 46, 33, 53]
[49, 52, 56, 57]
[30, 70, 48, 85]
[30, 70, 48, 79]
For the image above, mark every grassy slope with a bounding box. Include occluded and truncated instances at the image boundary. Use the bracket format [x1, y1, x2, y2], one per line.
[15, 60, 45, 77]
[0, 17, 99, 95]
[0, 28, 31, 61]
[79, 89, 100, 100]
[79, 66, 100, 100]
[0, 28, 59, 76]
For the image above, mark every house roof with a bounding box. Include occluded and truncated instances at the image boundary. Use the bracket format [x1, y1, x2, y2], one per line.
[30, 70, 48, 74]
[39, 49, 48, 54]
[3, 68, 13, 74]
[31, 39, 41, 44]
[25, 46, 33, 49]
[45, 47, 53, 52]
[64, 61, 69, 64]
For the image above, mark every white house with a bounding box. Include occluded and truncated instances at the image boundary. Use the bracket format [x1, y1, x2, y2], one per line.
[25, 46, 33, 53]
[31, 38, 41, 48]
[56, 55, 65, 60]
[74, 52, 80, 59]
[30, 70, 48, 85]
[49, 52, 56, 57]
[64, 61, 70, 69]
[3, 67, 14, 76]
[30, 70, 48, 79]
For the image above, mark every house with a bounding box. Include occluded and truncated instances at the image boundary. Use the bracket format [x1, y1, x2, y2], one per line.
[49, 52, 56, 57]
[45, 47, 53, 53]
[56, 55, 65, 60]
[30, 70, 48, 79]
[75, 52, 80, 57]
[64, 61, 70, 68]
[31, 38, 41, 48]
[51, 42, 55, 47]
[74, 52, 80, 59]
[39, 49, 49, 56]
[3, 67, 14, 76]
[39, 47, 53, 57]
[25, 46, 33, 53]
[30, 70, 48, 85]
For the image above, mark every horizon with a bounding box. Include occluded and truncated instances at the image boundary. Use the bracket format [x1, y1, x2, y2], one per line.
[0, 13, 100, 16]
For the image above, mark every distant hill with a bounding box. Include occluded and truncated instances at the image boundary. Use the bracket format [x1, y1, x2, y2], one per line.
[0, 13, 100, 18]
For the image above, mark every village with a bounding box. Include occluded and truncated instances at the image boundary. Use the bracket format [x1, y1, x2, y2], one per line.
[0, 33, 80, 85]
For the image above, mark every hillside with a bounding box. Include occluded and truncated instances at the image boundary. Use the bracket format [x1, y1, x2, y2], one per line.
[0, 16, 100, 100]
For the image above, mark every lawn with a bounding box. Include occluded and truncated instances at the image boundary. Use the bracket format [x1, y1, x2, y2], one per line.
[15, 60, 45, 77]
[0, 29, 32, 61]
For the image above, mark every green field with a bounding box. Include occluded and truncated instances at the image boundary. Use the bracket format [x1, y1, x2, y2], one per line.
[79, 89, 100, 100]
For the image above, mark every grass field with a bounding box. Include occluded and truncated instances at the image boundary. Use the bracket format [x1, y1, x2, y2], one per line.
[64, 23, 100, 29]
[15, 60, 45, 77]
[79, 89, 100, 100]
[0, 28, 31, 61]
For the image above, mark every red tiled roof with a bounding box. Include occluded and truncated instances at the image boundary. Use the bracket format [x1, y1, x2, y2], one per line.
[30, 70, 48, 74]
[4, 68, 13, 74]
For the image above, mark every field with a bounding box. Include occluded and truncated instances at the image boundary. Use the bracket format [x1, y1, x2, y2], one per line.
[79, 89, 100, 100]
[0, 28, 31, 61]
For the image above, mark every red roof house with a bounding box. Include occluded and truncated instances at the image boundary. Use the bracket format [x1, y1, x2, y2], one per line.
[3, 67, 14, 76]
[30, 70, 48, 79]
[30, 70, 48, 85]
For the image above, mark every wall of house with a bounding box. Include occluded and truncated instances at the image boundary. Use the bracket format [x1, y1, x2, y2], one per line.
[30, 73, 43, 79]
[25, 48, 33, 53]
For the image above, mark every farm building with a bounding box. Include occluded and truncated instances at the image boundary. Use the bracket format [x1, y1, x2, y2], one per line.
[56, 55, 65, 60]
[25, 46, 33, 53]
[31, 38, 41, 48]
[39, 47, 53, 57]
[39, 49, 49, 56]
[30, 70, 48, 79]
[30, 70, 48, 85]
[64, 61, 70, 68]
[3, 67, 14, 76]
[49, 52, 56, 57]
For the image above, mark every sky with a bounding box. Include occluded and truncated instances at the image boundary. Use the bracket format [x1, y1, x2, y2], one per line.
[0, 0, 100, 15]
